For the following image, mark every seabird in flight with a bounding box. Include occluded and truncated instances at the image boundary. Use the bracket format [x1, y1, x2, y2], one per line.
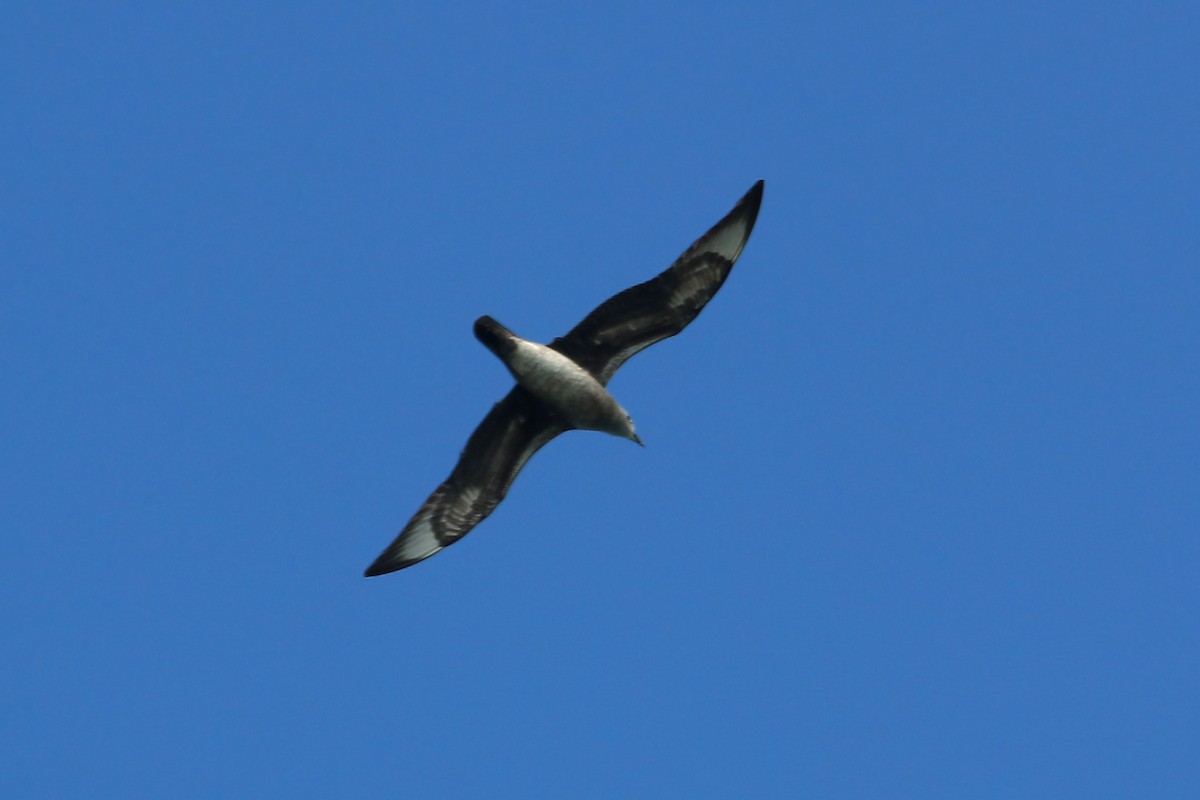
[364, 180, 764, 576]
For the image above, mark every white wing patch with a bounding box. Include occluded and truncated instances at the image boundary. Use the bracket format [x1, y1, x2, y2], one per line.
[702, 216, 750, 262]
[394, 505, 444, 564]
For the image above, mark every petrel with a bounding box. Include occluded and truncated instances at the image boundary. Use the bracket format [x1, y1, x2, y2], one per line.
[364, 180, 763, 576]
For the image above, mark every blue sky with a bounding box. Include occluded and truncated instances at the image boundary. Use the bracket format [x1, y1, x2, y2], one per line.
[3, 2, 1197, 797]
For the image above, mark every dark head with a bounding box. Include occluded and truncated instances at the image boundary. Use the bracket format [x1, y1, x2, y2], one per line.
[612, 409, 644, 446]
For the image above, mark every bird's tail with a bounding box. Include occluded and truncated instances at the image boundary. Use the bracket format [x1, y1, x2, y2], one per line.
[473, 315, 518, 359]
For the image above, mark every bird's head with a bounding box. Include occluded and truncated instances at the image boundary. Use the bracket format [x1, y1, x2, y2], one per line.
[621, 412, 644, 447]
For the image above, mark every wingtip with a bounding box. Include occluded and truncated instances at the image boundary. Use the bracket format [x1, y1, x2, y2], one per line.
[363, 550, 416, 577]
[364, 549, 429, 577]
[741, 180, 764, 218]
[363, 561, 389, 578]
[729, 181, 768, 244]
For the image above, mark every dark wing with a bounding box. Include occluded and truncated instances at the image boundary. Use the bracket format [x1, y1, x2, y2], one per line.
[364, 387, 568, 576]
[549, 180, 763, 385]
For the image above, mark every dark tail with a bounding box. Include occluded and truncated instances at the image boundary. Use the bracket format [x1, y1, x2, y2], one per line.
[473, 315, 518, 359]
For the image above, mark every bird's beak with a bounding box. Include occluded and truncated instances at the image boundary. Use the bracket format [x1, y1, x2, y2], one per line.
[632, 433, 645, 447]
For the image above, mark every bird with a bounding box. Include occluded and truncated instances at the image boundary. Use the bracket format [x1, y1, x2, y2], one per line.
[364, 180, 764, 576]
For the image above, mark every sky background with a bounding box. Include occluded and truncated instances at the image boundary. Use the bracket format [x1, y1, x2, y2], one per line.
[3, 2, 1197, 797]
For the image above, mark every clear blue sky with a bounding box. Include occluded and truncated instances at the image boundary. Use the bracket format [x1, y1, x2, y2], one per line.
[3, 3, 1197, 797]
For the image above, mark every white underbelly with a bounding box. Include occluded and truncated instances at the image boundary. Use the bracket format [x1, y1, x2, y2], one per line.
[506, 340, 622, 430]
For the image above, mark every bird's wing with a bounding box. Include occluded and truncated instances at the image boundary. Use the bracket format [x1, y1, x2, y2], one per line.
[549, 180, 763, 385]
[364, 387, 568, 576]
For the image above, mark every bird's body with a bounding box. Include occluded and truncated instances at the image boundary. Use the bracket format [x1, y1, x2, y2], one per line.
[475, 316, 640, 441]
[364, 180, 763, 576]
